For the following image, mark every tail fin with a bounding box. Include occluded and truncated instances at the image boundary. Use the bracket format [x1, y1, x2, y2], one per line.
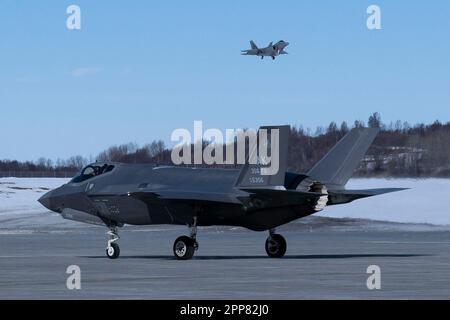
[250, 40, 258, 50]
[307, 128, 379, 189]
[235, 125, 290, 189]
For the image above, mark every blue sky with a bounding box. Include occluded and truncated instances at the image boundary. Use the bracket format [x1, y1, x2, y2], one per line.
[0, 1, 449, 161]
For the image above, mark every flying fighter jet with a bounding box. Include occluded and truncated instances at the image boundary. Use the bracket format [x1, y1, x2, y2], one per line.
[241, 40, 289, 60]
[39, 126, 405, 260]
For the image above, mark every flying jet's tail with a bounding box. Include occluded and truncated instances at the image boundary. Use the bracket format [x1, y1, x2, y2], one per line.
[235, 125, 290, 189]
[250, 40, 258, 50]
[307, 127, 379, 189]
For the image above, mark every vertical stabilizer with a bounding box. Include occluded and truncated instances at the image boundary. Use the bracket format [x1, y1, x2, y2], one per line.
[235, 125, 290, 189]
[307, 128, 379, 189]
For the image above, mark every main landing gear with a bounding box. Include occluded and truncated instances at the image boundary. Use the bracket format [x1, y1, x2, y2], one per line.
[173, 217, 199, 260]
[265, 229, 287, 258]
[103, 220, 286, 260]
[106, 226, 120, 259]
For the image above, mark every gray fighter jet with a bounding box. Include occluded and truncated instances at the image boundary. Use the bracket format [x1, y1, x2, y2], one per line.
[241, 40, 289, 60]
[39, 126, 405, 260]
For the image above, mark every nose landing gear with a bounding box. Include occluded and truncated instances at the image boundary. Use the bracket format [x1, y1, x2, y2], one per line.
[265, 229, 287, 258]
[106, 226, 120, 259]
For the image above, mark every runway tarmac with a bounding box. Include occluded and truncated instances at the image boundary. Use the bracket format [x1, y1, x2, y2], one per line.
[1, 219, 449, 299]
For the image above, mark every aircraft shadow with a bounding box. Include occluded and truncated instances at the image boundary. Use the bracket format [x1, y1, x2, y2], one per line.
[83, 253, 429, 260]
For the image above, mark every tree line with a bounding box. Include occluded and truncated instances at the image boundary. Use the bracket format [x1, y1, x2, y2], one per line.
[1, 113, 449, 178]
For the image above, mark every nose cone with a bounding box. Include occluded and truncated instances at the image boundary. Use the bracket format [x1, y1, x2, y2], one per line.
[38, 191, 54, 211]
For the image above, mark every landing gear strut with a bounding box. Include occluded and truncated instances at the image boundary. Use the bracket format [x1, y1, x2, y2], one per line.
[106, 226, 120, 259]
[173, 216, 199, 260]
[265, 229, 287, 258]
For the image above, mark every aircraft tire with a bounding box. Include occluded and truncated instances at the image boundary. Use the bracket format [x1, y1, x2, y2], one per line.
[265, 234, 287, 258]
[173, 236, 195, 260]
[106, 242, 120, 259]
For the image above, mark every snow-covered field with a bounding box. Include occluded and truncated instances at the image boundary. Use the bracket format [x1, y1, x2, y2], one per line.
[0, 177, 449, 226]
[317, 178, 450, 226]
[0, 178, 69, 216]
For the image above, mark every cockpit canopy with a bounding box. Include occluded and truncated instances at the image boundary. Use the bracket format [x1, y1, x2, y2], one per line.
[70, 163, 115, 183]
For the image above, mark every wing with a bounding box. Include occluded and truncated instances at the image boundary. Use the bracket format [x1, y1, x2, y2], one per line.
[129, 190, 242, 204]
[238, 188, 326, 211]
[123, 190, 241, 225]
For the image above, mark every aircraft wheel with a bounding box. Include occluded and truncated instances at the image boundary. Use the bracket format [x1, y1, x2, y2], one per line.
[173, 236, 195, 260]
[265, 234, 287, 258]
[106, 242, 120, 259]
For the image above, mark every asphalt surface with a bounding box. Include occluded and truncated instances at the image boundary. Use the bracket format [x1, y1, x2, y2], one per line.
[0, 222, 449, 299]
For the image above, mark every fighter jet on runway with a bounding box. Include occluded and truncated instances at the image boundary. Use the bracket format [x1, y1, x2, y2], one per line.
[39, 126, 405, 260]
[241, 40, 289, 60]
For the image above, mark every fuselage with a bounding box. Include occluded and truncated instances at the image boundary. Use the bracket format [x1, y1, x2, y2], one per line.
[39, 162, 319, 231]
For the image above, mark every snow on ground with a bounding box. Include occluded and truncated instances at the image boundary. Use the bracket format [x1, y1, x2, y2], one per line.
[0, 178, 69, 216]
[318, 178, 450, 226]
[1, 177, 450, 226]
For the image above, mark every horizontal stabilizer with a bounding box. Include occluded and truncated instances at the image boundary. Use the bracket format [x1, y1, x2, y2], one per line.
[328, 188, 408, 205]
